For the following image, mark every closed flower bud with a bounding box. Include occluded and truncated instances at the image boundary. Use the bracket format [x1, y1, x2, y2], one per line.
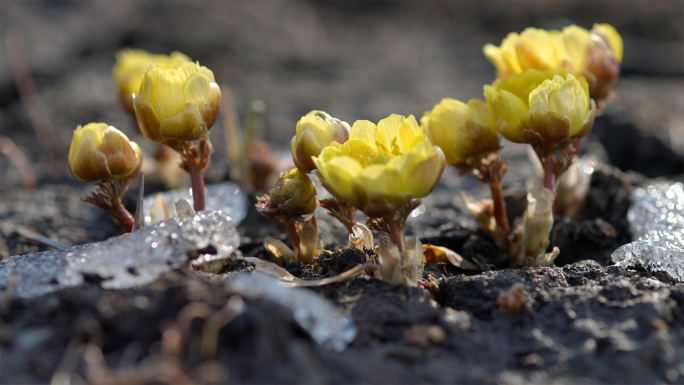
[112, 49, 190, 115]
[291, 110, 350, 172]
[582, 24, 623, 101]
[313, 114, 446, 218]
[133, 61, 221, 144]
[421, 98, 500, 167]
[261, 168, 317, 219]
[68, 123, 142, 182]
[484, 71, 596, 149]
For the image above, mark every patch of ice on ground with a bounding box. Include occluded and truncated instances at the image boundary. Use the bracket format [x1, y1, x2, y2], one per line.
[143, 181, 248, 226]
[226, 273, 356, 352]
[0, 210, 239, 298]
[612, 182, 684, 280]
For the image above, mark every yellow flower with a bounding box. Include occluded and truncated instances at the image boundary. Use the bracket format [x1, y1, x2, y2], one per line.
[484, 70, 596, 149]
[483, 24, 623, 101]
[313, 114, 445, 218]
[68, 123, 142, 182]
[112, 49, 190, 115]
[291, 110, 350, 172]
[421, 98, 500, 167]
[132, 61, 221, 144]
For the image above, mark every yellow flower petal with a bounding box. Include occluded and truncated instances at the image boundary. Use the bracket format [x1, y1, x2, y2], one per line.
[483, 44, 508, 75]
[159, 103, 208, 141]
[97, 127, 138, 179]
[489, 88, 529, 131]
[515, 28, 558, 71]
[296, 115, 335, 146]
[183, 71, 211, 109]
[500, 32, 523, 73]
[316, 155, 362, 201]
[422, 98, 498, 166]
[140, 68, 184, 122]
[547, 77, 589, 136]
[349, 120, 377, 144]
[70, 136, 110, 182]
[556, 25, 590, 72]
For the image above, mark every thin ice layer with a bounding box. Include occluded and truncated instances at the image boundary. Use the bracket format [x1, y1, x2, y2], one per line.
[226, 273, 356, 352]
[611, 182, 684, 280]
[143, 181, 248, 226]
[0, 210, 239, 299]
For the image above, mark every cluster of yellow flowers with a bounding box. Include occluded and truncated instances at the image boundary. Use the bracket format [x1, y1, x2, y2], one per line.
[67, 49, 222, 230]
[285, 23, 622, 272]
[66, 22, 622, 277]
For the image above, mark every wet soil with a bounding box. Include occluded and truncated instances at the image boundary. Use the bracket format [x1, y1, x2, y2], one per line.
[1, 1, 684, 384]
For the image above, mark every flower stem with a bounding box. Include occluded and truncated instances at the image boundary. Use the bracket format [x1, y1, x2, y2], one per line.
[489, 180, 511, 237]
[186, 156, 206, 212]
[108, 199, 134, 232]
[284, 220, 301, 257]
[543, 156, 556, 195]
[387, 218, 406, 255]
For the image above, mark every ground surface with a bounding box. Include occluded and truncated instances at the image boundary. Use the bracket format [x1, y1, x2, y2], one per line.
[1, 1, 684, 384]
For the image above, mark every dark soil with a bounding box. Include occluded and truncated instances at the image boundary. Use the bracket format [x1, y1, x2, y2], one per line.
[1, 1, 684, 384]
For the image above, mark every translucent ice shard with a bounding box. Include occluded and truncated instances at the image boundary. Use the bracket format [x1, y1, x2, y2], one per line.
[225, 273, 356, 352]
[0, 211, 239, 299]
[611, 182, 684, 280]
[143, 181, 248, 226]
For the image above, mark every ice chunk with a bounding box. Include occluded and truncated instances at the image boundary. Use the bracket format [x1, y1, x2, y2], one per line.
[226, 273, 356, 352]
[0, 211, 239, 299]
[143, 181, 248, 226]
[612, 182, 684, 280]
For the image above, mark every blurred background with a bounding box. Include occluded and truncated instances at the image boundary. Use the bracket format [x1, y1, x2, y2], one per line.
[1, 0, 683, 192]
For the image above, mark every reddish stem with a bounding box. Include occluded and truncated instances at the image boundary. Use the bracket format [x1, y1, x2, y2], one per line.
[570, 138, 583, 157]
[186, 157, 206, 211]
[543, 156, 556, 195]
[489, 180, 511, 237]
[108, 200, 134, 233]
[387, 218, 406, 255]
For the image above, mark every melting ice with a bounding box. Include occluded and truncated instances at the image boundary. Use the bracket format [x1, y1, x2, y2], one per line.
[612, 182, 684, 280]
[226, 273, 357, 352]
[143, 181, 248, 226]
[0, 210, 240, 299]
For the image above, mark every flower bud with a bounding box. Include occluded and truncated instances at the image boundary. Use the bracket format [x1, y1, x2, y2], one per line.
[112, 49, 190, 115]
[582, 24, 623, 102]
[421, 98, 500, 167]
[68, 123, 142, 182]
[262, 168, 317, 219]
[291, 110, 350, 172]
[133, 61, 221, 144]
